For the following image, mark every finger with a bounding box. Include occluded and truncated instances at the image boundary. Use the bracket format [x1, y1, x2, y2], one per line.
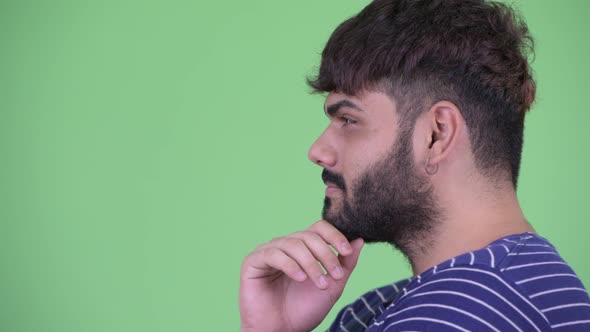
[245, 247, 307, 282]
[323, 239, 365, 296]
[308, 220, 353, 256]
[292, 231, 345, 280]
[277, 237, 331, 289]
[339, 238, 364, 274]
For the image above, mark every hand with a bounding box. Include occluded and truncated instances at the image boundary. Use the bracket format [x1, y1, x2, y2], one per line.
[239, 220, 364, 332]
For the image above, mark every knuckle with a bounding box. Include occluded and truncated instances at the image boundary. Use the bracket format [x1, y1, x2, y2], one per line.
[269, 236, 283, 244]
[332, 233, 347, 244]
[301, 230, 320, 240]
[327, 228, 345, 241]
[292, 231, 306, 238]
[286, 260, 299, 272]
[303, 262, 323, 276]
[320, 252, 338, 266]
[285, 237, 305, 248]
[309, 220, 327, 230]
[310, 231, 326, 243]
[298, 230, 312, 238]
[254, 242, 268, 252]
[297, 231, 319, 244]
[262, 247, 280, 261]
[243, 250, 257, 264]
[319, 245, 336, 258]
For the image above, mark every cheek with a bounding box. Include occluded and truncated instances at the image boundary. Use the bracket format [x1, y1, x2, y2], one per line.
[339, 123, 398, 184]
[340, 154, 370, 195]
[348, 135, 395, 169]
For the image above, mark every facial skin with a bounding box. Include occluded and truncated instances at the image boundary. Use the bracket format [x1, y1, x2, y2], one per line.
[308, 91, 439, 256]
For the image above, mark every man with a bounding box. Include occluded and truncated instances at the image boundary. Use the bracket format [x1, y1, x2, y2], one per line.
[239, 0, 590, 331]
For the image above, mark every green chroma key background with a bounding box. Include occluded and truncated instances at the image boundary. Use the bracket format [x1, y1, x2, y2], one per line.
[1, 0, 588, 331]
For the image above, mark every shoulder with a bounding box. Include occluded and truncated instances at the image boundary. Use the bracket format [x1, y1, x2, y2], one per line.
[370, 262, 551, 331]
[498, 233, 590, 330]
[369, 233, 590, 331]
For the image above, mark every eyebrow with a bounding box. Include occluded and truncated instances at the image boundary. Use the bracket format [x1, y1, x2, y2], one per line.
[325, 99, 366, 117]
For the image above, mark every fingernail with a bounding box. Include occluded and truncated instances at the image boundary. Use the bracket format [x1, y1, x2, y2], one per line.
[340, 242, 352, 252]
[318, 275, 328, 288]
[332, 266, 344, 278]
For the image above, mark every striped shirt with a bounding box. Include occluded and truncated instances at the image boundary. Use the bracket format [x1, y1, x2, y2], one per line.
[328, 232, 590, 331]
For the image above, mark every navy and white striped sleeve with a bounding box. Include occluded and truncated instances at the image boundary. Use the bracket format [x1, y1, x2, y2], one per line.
[327, 279, 410, 332]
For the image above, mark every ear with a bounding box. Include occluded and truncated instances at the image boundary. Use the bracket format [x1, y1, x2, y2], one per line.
[424, 101, 464, 166]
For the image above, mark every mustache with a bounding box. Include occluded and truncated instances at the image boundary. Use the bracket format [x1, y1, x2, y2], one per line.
[321, 169, 347, 192]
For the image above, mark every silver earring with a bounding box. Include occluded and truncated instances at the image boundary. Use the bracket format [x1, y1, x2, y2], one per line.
[425, 157, 439, 175]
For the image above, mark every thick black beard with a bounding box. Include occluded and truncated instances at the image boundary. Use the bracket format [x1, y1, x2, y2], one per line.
[322, 126, 440, 259]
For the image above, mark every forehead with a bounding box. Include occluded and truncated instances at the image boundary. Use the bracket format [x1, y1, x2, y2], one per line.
[324, 90, 398, 117]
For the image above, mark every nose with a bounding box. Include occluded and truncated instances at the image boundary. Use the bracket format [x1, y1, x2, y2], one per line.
[308, 130, 337, 168]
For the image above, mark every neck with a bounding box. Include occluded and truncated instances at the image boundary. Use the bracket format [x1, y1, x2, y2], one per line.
[406, 180, 534, 276]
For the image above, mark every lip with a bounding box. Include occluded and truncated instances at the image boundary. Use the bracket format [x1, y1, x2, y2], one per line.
[325, 182, 341, 195]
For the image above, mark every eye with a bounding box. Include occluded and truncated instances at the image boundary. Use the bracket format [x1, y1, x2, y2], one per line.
[340, 116, 357, 127]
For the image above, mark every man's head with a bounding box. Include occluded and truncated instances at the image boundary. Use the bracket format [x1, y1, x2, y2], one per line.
[312, 92, 440, 255]
[307, 0, 535, 252]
